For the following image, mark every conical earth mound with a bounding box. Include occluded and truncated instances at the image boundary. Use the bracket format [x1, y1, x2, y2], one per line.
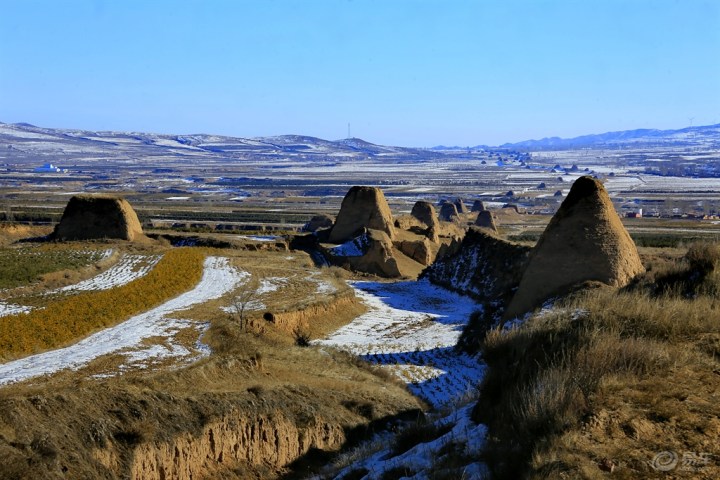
[328, 186, 395, 243]
[475, 210, 497, 232]
[53, 195, 144, 241]
[505, 176, 644, 318]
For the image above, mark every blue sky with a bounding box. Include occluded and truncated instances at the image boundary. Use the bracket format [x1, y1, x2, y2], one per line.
[1, 0, 718, 146]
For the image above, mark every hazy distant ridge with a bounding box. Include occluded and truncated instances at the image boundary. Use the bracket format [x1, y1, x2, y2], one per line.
[496, 123, 720, 150]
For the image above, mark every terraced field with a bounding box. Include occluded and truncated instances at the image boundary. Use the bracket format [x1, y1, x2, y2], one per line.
[0, 256, 245, 385]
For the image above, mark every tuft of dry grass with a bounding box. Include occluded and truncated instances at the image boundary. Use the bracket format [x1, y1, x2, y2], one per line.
[475, 243, 720, 479]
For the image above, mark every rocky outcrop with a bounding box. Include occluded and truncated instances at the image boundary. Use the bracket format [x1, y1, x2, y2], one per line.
[317, 187, 473, 278]
[53, 195, 143, 241]
[328, 187, 395, 243]
[438, 202, 459, 222]
[475, 210, 497, 232]
[424, 227, 530, 303]
[303, 214, 334, 232]
[505, 176, 645, 318]
[410, 201, 439, 230]
[394, 215, 424, 231]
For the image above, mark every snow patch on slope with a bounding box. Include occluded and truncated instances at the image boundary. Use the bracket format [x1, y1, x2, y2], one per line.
[50, 254, 161, 294]
[316, 279, 484, 408]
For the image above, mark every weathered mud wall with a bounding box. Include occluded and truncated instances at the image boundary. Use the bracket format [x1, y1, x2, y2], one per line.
[265, 288, 363, 335]
[128, 411, 345, 480]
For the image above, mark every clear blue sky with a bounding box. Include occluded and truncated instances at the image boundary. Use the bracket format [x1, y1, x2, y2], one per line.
[1, 0, 718, 147]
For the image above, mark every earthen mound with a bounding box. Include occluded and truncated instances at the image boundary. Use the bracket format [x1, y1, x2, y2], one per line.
[471, 200, 485, 212]
[410, 201, 439, 229]
[53, 195, 144, 241]
[328, 186, 395, 243]
[303, 214, 335, 232]
[439, 202, 459, 221]
[475, 210, 497, 232]
[505, 176, 644, 318]
[454, 199, 469, 214]
[322, 229, 414, 278]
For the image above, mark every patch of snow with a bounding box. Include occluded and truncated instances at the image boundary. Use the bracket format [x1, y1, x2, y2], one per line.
[257, 276, 287, 294]
[0, 302, 32, 318]
[49, 254, 161, 294]
[323, 404, 489, 480]
[309, 272, 339, 295]
[237, 235, 280, 242]
[316, 279, 484, 408]
[0, 257, 246, 385]
[221, 275, 286, 314]
[326, 235, 369, 257]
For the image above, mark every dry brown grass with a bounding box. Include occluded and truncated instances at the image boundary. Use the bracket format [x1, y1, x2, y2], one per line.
[0, 248, 420, 479]
[476, 243, 720, 479]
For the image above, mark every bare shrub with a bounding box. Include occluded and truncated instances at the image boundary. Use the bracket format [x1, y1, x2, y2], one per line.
[293, 327, 311, 347]
[229, 275, 260, 330]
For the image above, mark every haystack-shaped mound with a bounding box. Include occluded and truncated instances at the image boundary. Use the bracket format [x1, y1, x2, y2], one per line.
[410, 201, 439, 229]
[454, 198, 469, 214]
[53, 195, 144, 241]
[439, 202, 459, 221]
[471, 200, 485, 212]
[475, 210, 497, 232]
[328, 186, 395, 243]
[505, 176, 644, 318]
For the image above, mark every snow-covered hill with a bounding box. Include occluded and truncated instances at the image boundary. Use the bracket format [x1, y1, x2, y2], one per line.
[0, 122, 432, 161]
[497, 123, 720, 151]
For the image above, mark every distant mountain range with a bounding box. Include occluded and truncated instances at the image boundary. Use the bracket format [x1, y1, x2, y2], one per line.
[495, 123, 720, 150]
[0, 122, 436, 162]
[2, 121, 719, 158]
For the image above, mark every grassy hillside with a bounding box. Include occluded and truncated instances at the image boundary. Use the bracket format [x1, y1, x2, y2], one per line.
[474, 243, 720, 478]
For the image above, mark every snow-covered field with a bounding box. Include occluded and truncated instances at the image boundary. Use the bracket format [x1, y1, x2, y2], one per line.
[49, 254, 162, 294]
[0, 256, 246, 385]
[316, 279, 484, 408]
